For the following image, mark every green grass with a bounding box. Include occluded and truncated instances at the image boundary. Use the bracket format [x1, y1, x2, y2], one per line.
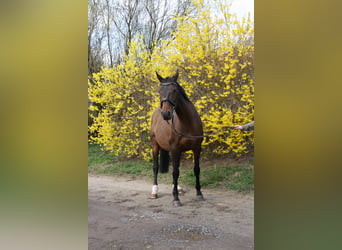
[182, 165, 254, 191]
[88, 144, 118, 172]
[88, 144, 151, 176]
[88, 143, 254, 192]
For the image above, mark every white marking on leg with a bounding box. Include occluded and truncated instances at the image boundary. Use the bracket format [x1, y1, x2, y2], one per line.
[172, 184, 184, 194]
[152, 185, 159, 195]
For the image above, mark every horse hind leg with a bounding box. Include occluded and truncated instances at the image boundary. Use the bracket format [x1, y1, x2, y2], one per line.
[194, 148, 204, 201]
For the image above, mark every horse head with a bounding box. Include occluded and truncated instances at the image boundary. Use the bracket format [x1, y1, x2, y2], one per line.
[156, 70, 179, 120]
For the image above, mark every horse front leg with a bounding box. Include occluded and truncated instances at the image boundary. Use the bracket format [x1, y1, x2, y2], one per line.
[194, 147, 204, 201]
[171, 150, 181, 206]
[151, 142, 159, 199]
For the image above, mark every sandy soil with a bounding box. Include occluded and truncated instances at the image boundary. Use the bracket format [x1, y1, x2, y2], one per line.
[88, 174, 254, 250]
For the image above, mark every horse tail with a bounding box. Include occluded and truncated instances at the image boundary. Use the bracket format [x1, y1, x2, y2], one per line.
[159, 148, 169, 173]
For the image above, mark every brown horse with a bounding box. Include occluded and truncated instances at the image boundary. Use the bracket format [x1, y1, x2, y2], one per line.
[150, 70, 204, 206]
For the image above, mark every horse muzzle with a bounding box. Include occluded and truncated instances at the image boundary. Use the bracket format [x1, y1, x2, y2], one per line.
[160, 98, 175, 120]
[161, 110, 172, 120]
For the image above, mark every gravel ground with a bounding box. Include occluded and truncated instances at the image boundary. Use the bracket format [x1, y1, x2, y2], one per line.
[88, 174, 254, 250]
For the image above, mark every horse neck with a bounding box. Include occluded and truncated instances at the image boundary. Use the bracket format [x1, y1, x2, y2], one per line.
[175, 97, 194, 121]
[174, 96, 203, 135]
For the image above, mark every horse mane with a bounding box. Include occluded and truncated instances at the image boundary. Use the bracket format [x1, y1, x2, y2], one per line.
[176, 82, 190, 103]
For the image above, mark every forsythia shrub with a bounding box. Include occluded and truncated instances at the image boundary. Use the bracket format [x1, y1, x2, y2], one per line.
[88, 0, 254, 160]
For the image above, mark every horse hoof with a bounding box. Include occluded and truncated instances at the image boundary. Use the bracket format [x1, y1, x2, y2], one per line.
[196, 195, 204, 201]
[173, 200, 182, 206]
[150, 194, 158, 199]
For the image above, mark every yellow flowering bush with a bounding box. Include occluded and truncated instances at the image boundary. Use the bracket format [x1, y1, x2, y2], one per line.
[88, 0, 254, 160]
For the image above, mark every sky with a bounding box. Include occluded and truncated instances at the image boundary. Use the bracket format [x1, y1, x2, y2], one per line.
[226, 0, 254, 20]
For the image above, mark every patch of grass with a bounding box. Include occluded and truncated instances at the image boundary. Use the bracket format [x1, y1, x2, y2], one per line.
[102, 161, 151, 175]
[224, 167, 254, 191]
[88, 143, 152, 177]
[182, 165, 254, 192]
[88, 143, 254, 191]
[88, 144, 117, 172]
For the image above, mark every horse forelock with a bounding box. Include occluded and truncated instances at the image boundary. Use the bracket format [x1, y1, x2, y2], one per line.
[163, 76, 173, 82]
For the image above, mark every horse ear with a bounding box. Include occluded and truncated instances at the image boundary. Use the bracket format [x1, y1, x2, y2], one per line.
[173, 69, 179, 81]
[156, 72, 164, 82]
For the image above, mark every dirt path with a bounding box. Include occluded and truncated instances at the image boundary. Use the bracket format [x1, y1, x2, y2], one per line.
[88, 174, 254, 250]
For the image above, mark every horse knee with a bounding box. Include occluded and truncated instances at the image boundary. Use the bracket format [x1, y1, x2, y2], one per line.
[153, 164, 159, 174]
[172, 168, 179, 178]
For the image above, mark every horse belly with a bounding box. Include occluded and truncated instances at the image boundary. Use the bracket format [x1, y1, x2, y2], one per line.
[158, 141, 171, 152]
[179, 137, 201, 151]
